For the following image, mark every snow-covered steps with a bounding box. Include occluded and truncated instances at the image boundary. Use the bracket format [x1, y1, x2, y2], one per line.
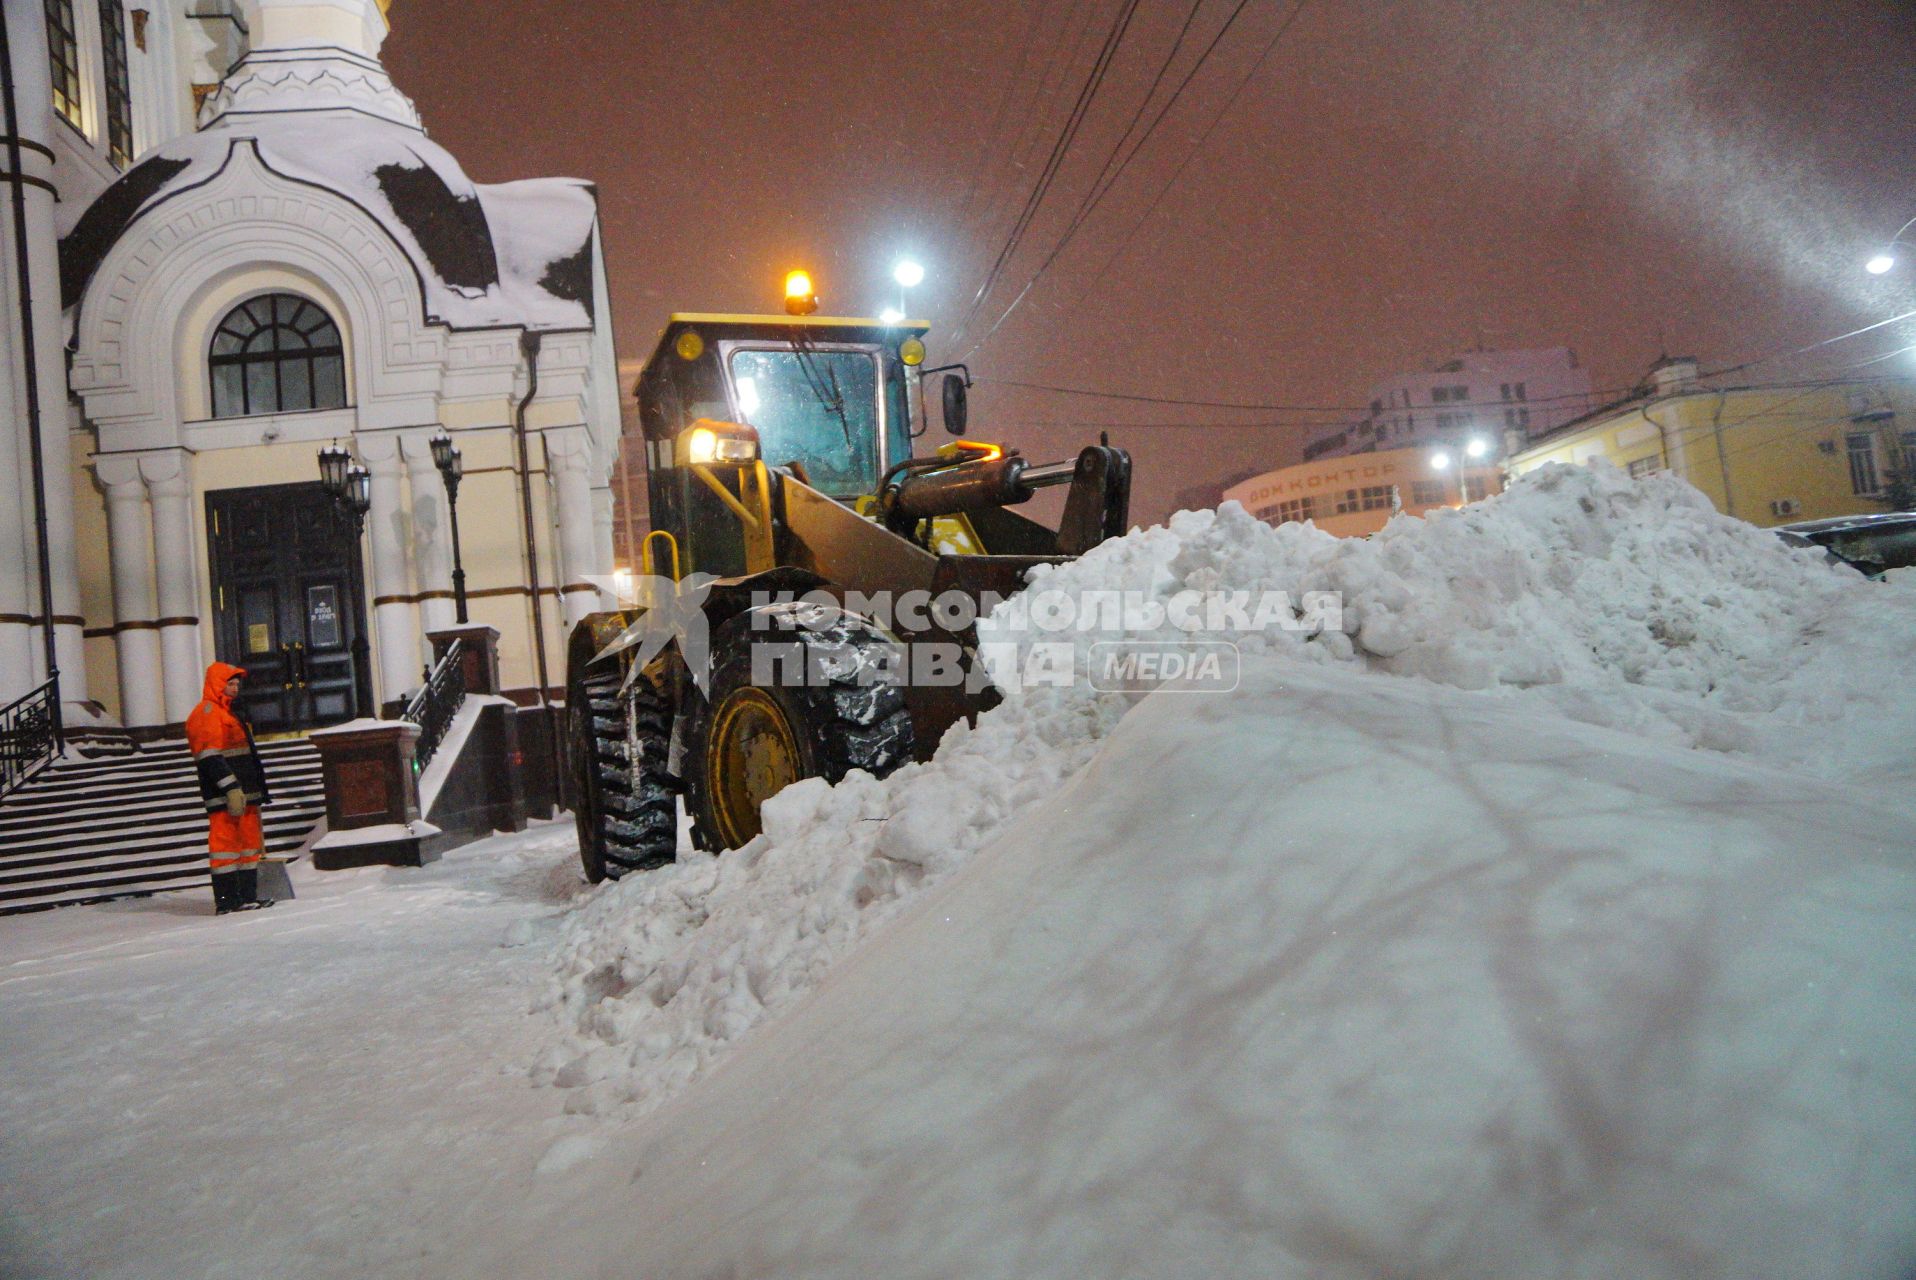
[0, 738, 325, 915]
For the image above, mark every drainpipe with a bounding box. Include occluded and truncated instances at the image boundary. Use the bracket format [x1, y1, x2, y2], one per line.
[513, 330, 561, 795]
[1710, 391, 1735, 519]
[1643, 402, 1672, 473]
[0, 15, 61, 746]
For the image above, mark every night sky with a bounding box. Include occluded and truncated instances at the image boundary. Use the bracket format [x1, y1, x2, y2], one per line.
[385, 0, 1916, 522]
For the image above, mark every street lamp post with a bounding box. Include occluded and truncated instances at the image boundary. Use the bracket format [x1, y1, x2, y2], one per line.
[429, 429, 469, 624]
[317, 444, 377, 717]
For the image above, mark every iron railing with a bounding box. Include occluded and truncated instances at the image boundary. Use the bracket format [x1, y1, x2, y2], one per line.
[403, 639, 467, 772]
[1, 677, 61, 798]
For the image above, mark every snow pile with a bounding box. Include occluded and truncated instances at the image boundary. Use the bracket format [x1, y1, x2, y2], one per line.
[537, 462, 1916, 1119]
[512, 662, 1916, 1280]
[534, 689, 1126, 1112]
[985, 460, 1912, 776]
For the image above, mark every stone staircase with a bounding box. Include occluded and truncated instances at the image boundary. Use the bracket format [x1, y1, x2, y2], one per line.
[0, 738, 326, 915]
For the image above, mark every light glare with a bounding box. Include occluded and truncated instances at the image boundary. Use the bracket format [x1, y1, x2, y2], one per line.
[1430, 451, 1452, 470]
[1465, 437, 1488, 459]
[878, 306, 905, 324]
[1867, 254, 1896, 275]
[893, 260, 925, 288]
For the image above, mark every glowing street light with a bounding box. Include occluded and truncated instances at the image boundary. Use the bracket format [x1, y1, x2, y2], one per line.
[1429, 450, 1452, 470]
[1865, 216, 1916, 275]
[893, 259, 925, 288]
[1465, 436, 1489, 459]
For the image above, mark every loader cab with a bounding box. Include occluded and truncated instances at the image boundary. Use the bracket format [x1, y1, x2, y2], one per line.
[637, 314, 924, 575]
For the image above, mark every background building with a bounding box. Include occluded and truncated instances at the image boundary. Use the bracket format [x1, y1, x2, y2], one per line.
[2, 0, 621, 736]
[609, 355, 652, 574]
[1169, 466, 1264, 517]
[1304, 347, 1595, 463]
[1223, 446, 1503, 539]
[1507, 358, 1916, 526]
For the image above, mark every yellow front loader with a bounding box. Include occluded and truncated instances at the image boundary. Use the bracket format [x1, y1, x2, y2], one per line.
[565, 309, 1130, 880]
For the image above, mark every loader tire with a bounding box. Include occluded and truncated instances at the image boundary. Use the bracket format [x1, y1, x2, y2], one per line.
[685, 609, 915, 852]
[569, 665, 678, 883]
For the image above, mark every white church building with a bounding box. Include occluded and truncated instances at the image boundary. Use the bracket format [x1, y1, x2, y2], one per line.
[3, 0, 620, 740]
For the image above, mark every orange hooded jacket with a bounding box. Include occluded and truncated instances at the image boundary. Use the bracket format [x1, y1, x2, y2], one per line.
[184, 662, 268, 868]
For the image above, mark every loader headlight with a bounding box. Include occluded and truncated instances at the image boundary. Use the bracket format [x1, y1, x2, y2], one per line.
[899, 337, 925, 367]
[678, 419, 760, 466]
[675, 329, 705, 361]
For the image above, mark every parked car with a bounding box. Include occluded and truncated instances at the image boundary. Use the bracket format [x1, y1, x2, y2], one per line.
[1775, 511, 1916, 578]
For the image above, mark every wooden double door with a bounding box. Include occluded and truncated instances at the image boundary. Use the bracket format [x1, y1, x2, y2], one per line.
[207, 483, 366, 734]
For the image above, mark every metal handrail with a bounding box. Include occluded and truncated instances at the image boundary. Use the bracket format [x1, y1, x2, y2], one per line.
[0, 677, 61, 798]
[403, 639, 467, 771]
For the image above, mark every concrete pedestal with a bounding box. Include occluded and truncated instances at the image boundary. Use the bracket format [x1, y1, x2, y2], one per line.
[308, 719, 440, 869]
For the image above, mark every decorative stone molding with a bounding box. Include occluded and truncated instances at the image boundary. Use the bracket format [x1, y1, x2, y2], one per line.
[198, 48, 421, 131]
[70, 141, 446, 450]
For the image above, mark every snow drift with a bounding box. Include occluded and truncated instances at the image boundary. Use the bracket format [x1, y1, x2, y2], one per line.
[505, 659, 1916, 1280]
[528, 460, 1916, 1271]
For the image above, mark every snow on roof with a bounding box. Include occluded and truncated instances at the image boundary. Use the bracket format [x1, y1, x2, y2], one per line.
[60, 114, 597, 332]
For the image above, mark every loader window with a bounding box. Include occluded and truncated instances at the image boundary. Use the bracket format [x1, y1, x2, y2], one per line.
[728, 348, 882, 498]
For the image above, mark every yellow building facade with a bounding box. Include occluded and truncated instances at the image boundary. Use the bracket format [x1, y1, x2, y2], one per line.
[1222, 446, 1504, 538]
[1507, 361, 1916, 526]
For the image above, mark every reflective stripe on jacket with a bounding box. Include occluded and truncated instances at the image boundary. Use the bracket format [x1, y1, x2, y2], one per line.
[185, 662, 268, 815]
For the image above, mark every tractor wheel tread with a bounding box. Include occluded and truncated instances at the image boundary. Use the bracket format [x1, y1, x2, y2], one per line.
[685, 614, 917, 853]
[571, 664, 678, 884]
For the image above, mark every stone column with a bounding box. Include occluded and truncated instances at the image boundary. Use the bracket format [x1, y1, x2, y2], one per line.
[591, 483, 617, 610]
[141, 450, 204, 724]
[0, 223, 31, 701]
[96, 457, 164, 728]
[3, 0, 86, 703]
[359, 435, 418, 704]
[402, 431, 456, 645]
[547, 428, 599, 627]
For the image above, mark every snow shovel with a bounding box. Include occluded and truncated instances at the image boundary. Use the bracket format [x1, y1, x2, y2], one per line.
[255, 858, 296, 903]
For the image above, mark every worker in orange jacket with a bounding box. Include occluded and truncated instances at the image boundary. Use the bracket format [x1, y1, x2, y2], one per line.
[185, 662, 274, 914]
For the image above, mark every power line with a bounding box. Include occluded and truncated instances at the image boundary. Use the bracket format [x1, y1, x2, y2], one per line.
[966, 0, 1095, 241]
[950, 0, 1045, 234]
[1070, 0, 1209, 221]
[963, 0, 1311, 361]
[977, 375, 1646, 415]
[1011, 425, 1341, 434]
[1696, 309, 1916, 382]
[1049, 0, 1313, 339]
[949, 0, 1146, 351]
[962, 0, 1212, 347]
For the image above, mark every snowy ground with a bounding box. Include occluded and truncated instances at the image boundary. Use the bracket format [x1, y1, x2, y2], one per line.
[0, 825, 597, 1279]
[4, 464, 1915, 1277]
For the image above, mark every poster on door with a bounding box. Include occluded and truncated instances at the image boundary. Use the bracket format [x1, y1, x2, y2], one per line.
[307, 585, 342, 650]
